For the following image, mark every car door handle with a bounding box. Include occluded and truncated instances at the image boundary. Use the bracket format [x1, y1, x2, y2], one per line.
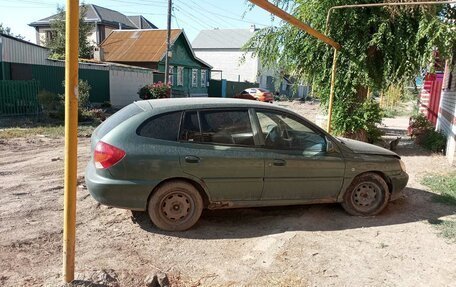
[185, 155, 200, 163]
[272, 159, 286, 166]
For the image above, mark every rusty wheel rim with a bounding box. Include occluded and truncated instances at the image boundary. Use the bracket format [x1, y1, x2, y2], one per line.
[352, 182, 381, 212]
[160, 191, 193, 222]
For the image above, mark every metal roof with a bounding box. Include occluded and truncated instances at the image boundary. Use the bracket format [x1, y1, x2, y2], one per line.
[192, 29, 256, 49]
[29, 4, 156, 29]
[101, 29, 182, 63]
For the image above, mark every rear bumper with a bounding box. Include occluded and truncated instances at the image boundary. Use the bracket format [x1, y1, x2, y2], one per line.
[85, 163, 159, 211]
[389, 171, 409, 201]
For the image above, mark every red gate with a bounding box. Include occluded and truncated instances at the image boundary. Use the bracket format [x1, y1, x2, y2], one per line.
[419, 73, 443, 126]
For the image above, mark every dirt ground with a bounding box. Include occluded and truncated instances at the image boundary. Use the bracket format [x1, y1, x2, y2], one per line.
[1, 102, 456, 286]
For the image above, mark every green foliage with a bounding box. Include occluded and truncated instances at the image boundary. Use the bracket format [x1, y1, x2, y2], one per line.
[46, 4, 94, 59]
[408, 113, 434, 136]
[0, 23, 25, 39]
[78, 79, 91, 111]
[422, 130, 447, 152]
[332, 99, 383, 136]
[422, 173, 456, 205]
[245, 1, 456, 135]
[138, 82, 171, 100]
[37, 90, 64, 119]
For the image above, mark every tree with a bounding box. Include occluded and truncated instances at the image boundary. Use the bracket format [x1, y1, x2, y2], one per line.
[0, 23, 25, 39]
[246, 0, 456, 139]
[46, 4, 94, 59]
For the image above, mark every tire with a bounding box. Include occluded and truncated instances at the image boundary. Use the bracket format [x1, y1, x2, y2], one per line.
[148, 180, 203, 231]
[341, 173, 390, 216]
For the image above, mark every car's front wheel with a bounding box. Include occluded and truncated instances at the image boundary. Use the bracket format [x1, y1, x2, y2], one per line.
[148, 180, 203, 231]
[341, 173, 390, 216]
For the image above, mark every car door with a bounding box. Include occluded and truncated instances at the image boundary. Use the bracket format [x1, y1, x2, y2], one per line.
[178, 109, 264, 202]
[254, 110, 345, 201]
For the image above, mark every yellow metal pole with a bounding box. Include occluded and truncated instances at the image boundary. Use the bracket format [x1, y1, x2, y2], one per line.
[249, 0, 341, 50]
[63, 0, 79, 283]
[326, 48, 338, 133]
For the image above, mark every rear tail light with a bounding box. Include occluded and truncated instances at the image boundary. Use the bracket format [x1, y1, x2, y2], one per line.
[94, 141, 126, 169]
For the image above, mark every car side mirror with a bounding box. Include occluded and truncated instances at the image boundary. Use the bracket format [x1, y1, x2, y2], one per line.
[326, 137, 337, 153]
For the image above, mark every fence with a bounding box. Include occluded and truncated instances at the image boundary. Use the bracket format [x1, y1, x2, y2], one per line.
[209, 79, 258, 98]
[0, 80, 41, 116]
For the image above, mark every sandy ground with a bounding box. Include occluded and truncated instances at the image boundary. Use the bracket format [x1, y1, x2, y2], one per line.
[1, 102, 455, 286]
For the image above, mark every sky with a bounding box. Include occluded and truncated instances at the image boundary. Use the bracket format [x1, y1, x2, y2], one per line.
[0, 0, 277, 44]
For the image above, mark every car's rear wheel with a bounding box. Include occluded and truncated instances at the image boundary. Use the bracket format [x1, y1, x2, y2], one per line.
[341, 173, 390, 216]
[148, 180, 203, 231]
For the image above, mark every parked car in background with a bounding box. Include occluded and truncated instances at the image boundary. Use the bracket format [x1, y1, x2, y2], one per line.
[85, 98, 408, 231]
[236, 88, 274, 102]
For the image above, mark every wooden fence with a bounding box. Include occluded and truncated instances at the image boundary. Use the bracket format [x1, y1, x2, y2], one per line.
[0, 80, 41, 116]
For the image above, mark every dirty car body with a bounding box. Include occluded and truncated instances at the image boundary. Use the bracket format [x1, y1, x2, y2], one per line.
[85, 98, 408, 231]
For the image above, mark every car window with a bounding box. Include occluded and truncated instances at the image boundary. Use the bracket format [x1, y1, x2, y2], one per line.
[256, 111, 326, 153]
[97, 103, 143, 138]
[179, 111, 202, 142]
[200, 110, 254, 146]
[137, 111, 182, 141]
[180, 110, 255, 146]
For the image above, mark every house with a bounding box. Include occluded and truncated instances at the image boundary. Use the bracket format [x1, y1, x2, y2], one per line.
[0, 32, 158, 113]
[192, 26, 273, 86]
[98, 29, 212, 97]
[192, 27, 309, 98]
[29, 4, 157, 46]
[436, 53, 456, 165]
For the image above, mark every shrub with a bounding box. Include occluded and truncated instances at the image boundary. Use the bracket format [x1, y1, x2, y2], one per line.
[408, 113, 433, 137]
[37, 90, 64, 119]
[422, 130, 446, 153]
[333, 99, 383, 142]
[78, 80, 91, 111]
[138, 82, 171, 100]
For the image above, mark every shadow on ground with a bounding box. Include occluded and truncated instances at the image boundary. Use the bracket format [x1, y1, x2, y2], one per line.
[131, 187, 455, 239]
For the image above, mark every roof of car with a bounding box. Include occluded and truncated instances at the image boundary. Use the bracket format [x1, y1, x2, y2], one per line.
[135, 98, 285, 112]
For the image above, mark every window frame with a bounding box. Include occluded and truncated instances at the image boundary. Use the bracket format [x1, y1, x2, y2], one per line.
[177, 66, 184, 86]
[168, 65, 174, 86]
[191, 69, 198, 87]
[178, 108, 259, 148]
[201, 70, 207, 87]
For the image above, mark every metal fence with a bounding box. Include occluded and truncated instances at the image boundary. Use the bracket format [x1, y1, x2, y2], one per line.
[0, 80, 41, 116]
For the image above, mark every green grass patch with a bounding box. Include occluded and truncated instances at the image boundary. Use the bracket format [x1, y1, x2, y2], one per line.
[428, 219, 456, 242]
[423, 173, 456, 242]
[0, 116, 96, 139]
[422, 173, 456, 205]
[0, 125, 94, 139]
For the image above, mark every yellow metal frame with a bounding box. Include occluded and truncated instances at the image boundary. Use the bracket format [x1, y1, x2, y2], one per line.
[63, 0, 79, 283]
[248, 0, 341, 132]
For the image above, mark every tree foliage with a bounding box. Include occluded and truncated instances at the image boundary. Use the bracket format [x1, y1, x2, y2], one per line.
[47, 4, 94, 59]
[0, 23, 25, 39]
[245, 0, 456, 136]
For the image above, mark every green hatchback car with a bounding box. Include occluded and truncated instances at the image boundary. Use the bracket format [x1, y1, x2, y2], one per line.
[85, 98, 408, 231]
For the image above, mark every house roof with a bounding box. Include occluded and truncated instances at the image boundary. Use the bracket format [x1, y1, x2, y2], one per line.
[192, 29, 256, 49]
[127, 16, 157, 29]
[29, 4, 157, 29]
[101, 29, 182, 63]
[100, 29, 212, 68]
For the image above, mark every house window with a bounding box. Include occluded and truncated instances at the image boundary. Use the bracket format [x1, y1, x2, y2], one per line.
[201, 70, 207, 87]
[45, 30, 56, 44]
[192, 69, 198, 87]
[177, 66, 184, 86]
[168, 66, 174, 86]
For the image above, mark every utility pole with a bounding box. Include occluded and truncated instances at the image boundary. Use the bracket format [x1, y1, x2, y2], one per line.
[63, 0, 79, 283]
[164, 0, 172, 86]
